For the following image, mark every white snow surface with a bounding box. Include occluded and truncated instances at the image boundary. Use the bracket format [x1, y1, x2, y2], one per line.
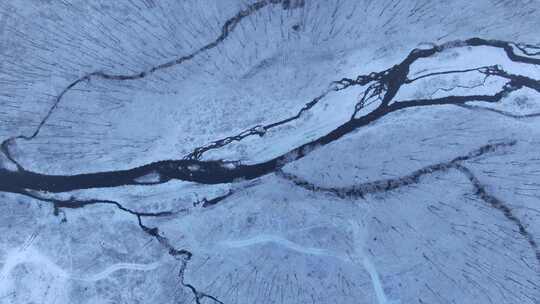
[1, 1, 539, 303]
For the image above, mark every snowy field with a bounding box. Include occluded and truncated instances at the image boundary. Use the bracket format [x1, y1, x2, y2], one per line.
[0, 1, 539, 303]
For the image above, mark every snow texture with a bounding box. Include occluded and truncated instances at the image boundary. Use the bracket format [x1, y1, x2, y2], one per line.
[0, 1, 539, 303]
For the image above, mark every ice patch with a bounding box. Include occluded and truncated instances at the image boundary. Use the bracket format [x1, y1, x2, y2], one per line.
[134, 171, 161, 184]
[188, 164, 201, 171]
[221, 162, 237, 170]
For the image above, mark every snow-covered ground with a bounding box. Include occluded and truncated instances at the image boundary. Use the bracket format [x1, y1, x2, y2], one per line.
[0, 1, 539, 303]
